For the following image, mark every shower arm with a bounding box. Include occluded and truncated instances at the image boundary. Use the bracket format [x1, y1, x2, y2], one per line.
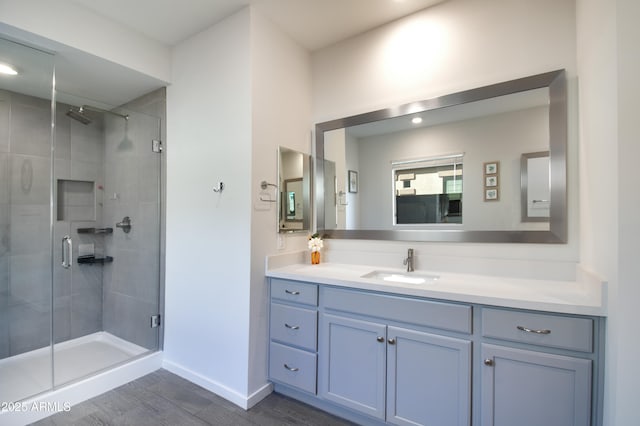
[81, 104, 129, 120]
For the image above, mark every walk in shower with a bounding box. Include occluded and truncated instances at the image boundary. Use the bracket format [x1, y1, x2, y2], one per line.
[0, 36, 163, 408]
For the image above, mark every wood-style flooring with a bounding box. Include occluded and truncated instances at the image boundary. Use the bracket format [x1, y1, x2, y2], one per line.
[33, 369, 355, 425]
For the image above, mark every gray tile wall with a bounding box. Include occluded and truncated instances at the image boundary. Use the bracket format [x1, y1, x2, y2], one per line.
[0, 89, 105, 359]
[0, 91, 53, 357]
[102, 89, 165, 351]
[0, 87, 165, 360]
[54, 104, 105, 346]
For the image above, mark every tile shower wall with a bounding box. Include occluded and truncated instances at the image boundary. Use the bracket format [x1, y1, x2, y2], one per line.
[55, 102, 106, 343]
[0, 90, 55, 358]
[0, 87, 163, 359]
[0, 88, 106, 360]
[102, 89, 164, 350]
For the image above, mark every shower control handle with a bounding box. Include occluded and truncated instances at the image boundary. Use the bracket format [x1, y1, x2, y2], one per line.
[62, 236, 72, 269]
[116, 216, 132, 234]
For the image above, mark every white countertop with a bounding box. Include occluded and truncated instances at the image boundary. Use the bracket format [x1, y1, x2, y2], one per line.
[266, 260, 607, 317]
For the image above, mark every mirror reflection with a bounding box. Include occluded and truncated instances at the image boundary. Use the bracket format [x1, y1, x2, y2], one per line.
[393, 155, 463, 225]
[315, 70, 567, 243]
[521, 151, 550, 222]
[279, 147, 311, 233]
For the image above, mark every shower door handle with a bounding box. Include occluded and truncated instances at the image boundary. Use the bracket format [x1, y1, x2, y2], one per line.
[62, 236, 72, 269]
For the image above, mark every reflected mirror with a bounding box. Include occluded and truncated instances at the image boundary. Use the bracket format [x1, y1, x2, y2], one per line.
[279, 147, 311, 233]
[315, 70, 567, 243]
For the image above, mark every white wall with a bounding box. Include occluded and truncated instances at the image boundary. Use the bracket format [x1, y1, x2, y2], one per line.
[312, 0, 576, 122]
[165, 8, 253, 404]
[614, 1, 640, 423]
[248, 7, 311, 400]
[575, 1, 618, 424]
[0, 0, 170, 82]
[312, 0, 579, 273]
[577, 0, 640, 424]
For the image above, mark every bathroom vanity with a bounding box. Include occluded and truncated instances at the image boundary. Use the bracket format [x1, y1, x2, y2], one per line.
[266, 260, 605, 426]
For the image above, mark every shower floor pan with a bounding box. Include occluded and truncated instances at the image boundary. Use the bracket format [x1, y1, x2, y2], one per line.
[0, 332, 147, 404]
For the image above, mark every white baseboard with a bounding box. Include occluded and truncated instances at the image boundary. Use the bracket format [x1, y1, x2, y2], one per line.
[162, 359, 272, 409]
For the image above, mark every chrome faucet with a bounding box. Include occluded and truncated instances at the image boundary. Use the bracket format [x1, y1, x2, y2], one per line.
[403, 248, 415, 272]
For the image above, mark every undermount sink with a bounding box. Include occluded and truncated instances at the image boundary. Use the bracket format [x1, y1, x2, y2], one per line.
[361, 270, 439, 285]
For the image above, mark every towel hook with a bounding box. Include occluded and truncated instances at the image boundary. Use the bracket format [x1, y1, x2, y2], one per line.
[213, 182, 224, 193]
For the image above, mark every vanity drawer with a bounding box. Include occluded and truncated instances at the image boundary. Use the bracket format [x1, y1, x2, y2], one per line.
[269, 342, 317, 394]
[322, 287, 472, 334]
[482, 308, 593, 353]
[271, 279, 318, 306]
[270, 303, 317, 351]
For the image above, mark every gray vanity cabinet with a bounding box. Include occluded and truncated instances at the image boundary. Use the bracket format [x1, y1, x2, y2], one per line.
[268, 278, 604, 426]
[386, 326, 471, 426]
[480, 308, 596, 426]
[268, 279, 319, 394]
[481, 344, 591, 426]
[318, 287, 472, 426]
[319, 314, 387, 420]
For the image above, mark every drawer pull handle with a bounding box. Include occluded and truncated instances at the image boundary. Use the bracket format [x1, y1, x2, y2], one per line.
[284, 323, 300, 330]
[484, 359, 494, 366]
[517, 325, 551, 335]
[376, 336, 384, 343]
[284, 290, 300, 295]
[388, 338, 396, 345]
[284, 364, 299, 372]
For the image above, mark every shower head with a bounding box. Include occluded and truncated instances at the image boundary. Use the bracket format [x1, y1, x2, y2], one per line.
[66, 107, 92, 125]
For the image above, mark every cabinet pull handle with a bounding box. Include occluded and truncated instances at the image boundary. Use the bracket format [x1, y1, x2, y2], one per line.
[284, 289, 300, 295]
[484, 359, 494, 366]
[388, 338, 396, 345]
[376, 336, 384, 342]
[517, 325, 551, 335]
[284, 364, 299, 372]
[284, 323, 300, 330]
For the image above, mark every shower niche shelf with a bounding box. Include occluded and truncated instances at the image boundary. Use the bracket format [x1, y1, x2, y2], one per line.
[77, 255, 114, 265]
[77, 227, 113, 234]
[57, 179, 96, 221]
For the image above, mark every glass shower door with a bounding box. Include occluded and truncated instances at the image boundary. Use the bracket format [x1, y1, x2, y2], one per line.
[52, 105, 162, 387]
[0, 35, 163, 402]
[0, 37, 56, 403]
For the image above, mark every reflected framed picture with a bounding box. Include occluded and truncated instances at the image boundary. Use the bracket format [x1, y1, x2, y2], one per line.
[485, 188, 499, 201]
[348, 170, 358, 193]
[485, 175, 498, 187]
[484, 161, 499, 175]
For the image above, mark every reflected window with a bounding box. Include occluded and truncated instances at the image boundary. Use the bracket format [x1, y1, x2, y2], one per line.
[287, 191, 296, 218]
[393, 155, 462, 225]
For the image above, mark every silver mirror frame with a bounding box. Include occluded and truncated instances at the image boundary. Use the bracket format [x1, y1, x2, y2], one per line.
[315, 70, 567, 243]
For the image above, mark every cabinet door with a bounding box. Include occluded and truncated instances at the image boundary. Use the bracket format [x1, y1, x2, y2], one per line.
[481, 344, 592, 426]
[319, 313, 387, 420]
[387, 327, 471, 426]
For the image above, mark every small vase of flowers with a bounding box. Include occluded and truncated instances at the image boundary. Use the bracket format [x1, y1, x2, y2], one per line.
[308, 233, 323, 265]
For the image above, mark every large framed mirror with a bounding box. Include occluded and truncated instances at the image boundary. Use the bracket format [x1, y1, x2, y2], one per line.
[315, 70, 567, 243]
[279, 146, 312, 233]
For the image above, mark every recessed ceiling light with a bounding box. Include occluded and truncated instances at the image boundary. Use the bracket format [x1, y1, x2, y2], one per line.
[0, 63, 18, 76]
[411, 117, 423, 124]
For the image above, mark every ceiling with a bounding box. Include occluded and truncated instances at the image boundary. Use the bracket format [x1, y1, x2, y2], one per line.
[1, 0, 445, 109]
[69, 0, 445, 50]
